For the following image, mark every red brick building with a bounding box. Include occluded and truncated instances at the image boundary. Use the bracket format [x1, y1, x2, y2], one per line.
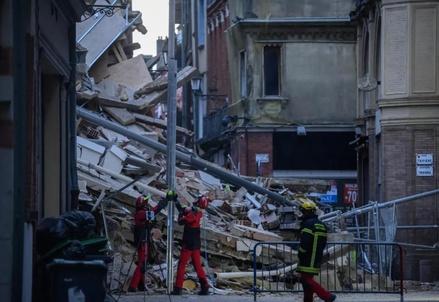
[206, 0, 231, 113]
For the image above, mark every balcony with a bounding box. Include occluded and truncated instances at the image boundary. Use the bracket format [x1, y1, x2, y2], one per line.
[199, 105, 229, 145]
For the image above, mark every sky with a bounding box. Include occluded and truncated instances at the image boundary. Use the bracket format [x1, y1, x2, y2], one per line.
[131, 0, 169, 56]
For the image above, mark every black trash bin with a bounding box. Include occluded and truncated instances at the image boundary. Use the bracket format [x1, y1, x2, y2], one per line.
[47, 259, 107, 302]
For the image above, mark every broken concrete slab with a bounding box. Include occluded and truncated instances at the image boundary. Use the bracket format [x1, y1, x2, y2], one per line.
[106, 55, 152, 90]
[103, 106, 136, 125]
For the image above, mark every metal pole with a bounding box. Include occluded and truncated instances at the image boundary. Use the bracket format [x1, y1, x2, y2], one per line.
[323, 189, 439, 223]
[166, 0, 177, 292]
[76, 108, 290, 206]
[194, 94, 199, 140]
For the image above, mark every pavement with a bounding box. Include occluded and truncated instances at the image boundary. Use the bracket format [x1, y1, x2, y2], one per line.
[109, 290, 439, 302]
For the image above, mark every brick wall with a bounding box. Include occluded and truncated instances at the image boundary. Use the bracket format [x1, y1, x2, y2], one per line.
[380, 125, 439, 279]
[236, 130, 273, 177]
[207, 0, 231, 113]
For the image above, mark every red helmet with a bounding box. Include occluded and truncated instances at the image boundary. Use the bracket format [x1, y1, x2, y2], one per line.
[136, 195, 149, 208]
[196, 195, 210, 209]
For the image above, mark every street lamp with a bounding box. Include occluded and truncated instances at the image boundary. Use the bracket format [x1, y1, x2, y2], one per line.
[190, 77, 202, 93]
[190, 78, 228, 140]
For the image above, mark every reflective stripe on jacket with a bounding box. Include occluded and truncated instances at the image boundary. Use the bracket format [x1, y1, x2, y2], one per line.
[296, 215, 328, 275]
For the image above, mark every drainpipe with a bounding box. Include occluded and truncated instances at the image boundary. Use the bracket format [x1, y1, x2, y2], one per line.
[69, 27, 79, 210]
[193, 0, 199, 137]
[12, 0, 27, 300]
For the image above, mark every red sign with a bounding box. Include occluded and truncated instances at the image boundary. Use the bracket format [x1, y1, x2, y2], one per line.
[344, 184, 358, 204]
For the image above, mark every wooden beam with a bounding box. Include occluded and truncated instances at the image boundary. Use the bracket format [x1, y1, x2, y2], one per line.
[111, 44, 123, 63]
[133, 113, 193, 136]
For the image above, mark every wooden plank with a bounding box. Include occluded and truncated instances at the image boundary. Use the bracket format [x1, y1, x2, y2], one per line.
[111, 44, 123, 63]
[116, 40, 127, 61]
[133, 65, 197, 101]
[233, 224, 283, 242]
[146, 54, 161, 69]
[103, 106, 136, 125]
[135, 74, 168, 95]
[133, 113, 193, 136]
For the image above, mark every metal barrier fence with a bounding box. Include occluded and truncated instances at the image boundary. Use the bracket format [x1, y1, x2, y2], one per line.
[252, 241, 404, 301]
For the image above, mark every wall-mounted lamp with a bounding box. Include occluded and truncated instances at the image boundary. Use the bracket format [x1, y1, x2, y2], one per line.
[162, 50, 168, 66]
[190, 77, 227, 101]
[297, 126, 306, 136]
[190, 77, 202, 93]
[161, 38, 169, 67]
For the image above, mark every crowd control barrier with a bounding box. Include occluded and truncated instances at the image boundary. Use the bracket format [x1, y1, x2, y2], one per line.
[252, 241, 404, 301]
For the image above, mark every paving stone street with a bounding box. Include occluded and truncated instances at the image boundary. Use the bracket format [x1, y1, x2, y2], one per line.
[109, 290, 439, 302]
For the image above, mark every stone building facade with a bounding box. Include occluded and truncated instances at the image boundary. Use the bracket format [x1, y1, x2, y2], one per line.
[223, 0, 358, 187]
[352, 0, 439, 280]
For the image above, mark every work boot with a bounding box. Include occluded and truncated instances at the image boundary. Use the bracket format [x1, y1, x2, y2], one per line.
[198, 278, 210, 295]
[170, 287, 183, 295]
[325, 294, 337, 302]
[137, 282, 145, 291]
[198, 286, 210, 295]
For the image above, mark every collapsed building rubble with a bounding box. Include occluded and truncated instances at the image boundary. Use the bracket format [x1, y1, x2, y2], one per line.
[69, 7, 400, 295]
[75, 83, 353, 293]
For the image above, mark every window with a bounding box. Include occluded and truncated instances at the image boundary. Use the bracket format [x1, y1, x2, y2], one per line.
[198, 0, 205, 46]
[264, 45, 281, 95]
[273, 132, 357, 171]
[240, 50, 246, 98]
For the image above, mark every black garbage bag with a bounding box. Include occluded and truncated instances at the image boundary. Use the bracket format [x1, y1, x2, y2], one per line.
[62, 210, 96, 239]
[36, 210, 96, 256]
[61, 240, 86, 260]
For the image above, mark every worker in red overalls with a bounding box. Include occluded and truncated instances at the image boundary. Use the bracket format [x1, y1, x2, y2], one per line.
[128, 195, 167, 292]
[170, 192, 210, 296]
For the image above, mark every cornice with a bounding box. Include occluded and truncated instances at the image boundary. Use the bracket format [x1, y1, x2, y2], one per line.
[377, 97, 439, 108]
[380, 117, 439, 126]
[240, 23, 357, 42]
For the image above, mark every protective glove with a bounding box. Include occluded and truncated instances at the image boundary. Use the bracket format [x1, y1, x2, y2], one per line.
[158, 198, 168, 211]
[166, 190, 178, 202]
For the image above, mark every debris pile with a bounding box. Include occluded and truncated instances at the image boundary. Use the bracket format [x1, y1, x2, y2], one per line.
[73, 5, 357, 294]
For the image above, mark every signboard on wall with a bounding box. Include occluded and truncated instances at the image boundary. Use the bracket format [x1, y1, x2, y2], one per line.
[344, 183, 358, 204]
[416, 153, 433, 176]
[416, 153, 433, 165]
[255, 153, 269, 163]
[416, 165, 433, 177]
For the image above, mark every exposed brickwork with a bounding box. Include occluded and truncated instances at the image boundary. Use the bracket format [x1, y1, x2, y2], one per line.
[380, 125, 439, 256]
[236, 130, 273, 177]
[207, 0, 231, 113]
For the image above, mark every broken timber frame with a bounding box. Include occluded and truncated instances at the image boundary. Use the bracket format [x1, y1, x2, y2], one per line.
[76, 107, 294, 206]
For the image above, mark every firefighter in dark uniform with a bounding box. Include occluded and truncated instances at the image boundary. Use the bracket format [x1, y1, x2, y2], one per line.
[169, 192, 210, 296]
[297, 201, 336, 302]
[128, 195, 167, 292]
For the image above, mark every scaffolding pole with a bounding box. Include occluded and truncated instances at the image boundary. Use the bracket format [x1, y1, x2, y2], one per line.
[166, 0, 177, 292]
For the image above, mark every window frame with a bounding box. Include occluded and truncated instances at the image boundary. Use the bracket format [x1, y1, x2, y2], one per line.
[263, 44, 282, 96]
